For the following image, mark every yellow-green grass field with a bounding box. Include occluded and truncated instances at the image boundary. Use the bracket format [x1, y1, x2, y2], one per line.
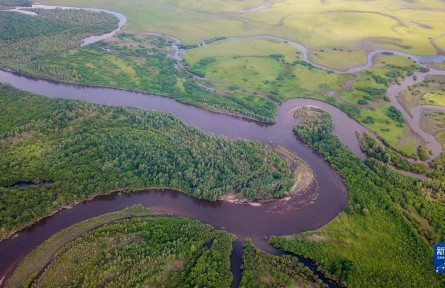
[42, 0, 445, 70]
[184, 38, 353, 99]
[308, 48, 367, 71]
[175, 0, 265, 13]
[420, 89, 445, 106]
[397, 77, 445, 110]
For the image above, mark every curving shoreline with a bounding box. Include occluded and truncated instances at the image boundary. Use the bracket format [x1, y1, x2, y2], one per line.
[5, 4, 445, 74]
[196, 35, 445, 74]
[1, 3, 445, 286]
[386, 69, 445, 159]
[0, 69, 352, 286]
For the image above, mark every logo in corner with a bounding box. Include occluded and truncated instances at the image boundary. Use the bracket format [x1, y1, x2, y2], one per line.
[435, 243, 445, 274]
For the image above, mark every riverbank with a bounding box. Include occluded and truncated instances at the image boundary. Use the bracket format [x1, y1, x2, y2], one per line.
[4, 205, 159, 288]
[6, 208, 234, 288]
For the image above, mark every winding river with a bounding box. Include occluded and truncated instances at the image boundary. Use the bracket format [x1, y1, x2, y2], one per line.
[1, 4, 445, 287]
[0, 70, 352, 286]
[387, 69, 445, 159]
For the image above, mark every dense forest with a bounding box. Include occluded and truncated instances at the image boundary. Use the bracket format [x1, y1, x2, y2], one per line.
[0, 85, 294, 240]
[266, 107, 445, 287]
[8, 209, 234, 288]
[240, 239, 328, 288]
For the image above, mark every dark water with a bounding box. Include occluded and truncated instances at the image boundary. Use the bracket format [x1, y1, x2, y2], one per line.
[2, 67, 444, 285]
[0, 71, 355, 286]
[0, 4, 443, 286]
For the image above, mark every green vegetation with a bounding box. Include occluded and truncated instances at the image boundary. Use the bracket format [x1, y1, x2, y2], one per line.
[1, 2, 445, 287]
[184, 38, 351, 102]
[358, 132, 428, 173]
[417, 145, 430, 161]
[184, 39, 428, 154]
[421, 89, 445, 106]
[240, 239, 328, 288]
[29, 33, 276, 122]
[7, 206, 234, 288]
[6, 205, 158, 288]
[0, 8, 436, 152]
[42, 0, 445, 59]
[0, 9, 119, 74]
[0, 85, 294, 240]
[0, 9, 278, 121]
[268, 107, 445, 287]
[398, 77, 445, 110]
[334, 55, 428, 155]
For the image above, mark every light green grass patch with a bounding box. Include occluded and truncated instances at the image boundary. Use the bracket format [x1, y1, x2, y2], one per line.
[294, 65, 352, 92]
[184, 38, 298, 65]
[176, 0, 264, 13]
[184, 38, 351, 98]
[42, 0, 445, 55]
[420, 89, 445, 106]
[308, 48, 367, 71]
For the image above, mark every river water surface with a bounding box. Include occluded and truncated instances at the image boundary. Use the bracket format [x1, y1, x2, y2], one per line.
[1, 4, 445, 287]
[2, 64, 443, 286]
[0, 70, 351, 287]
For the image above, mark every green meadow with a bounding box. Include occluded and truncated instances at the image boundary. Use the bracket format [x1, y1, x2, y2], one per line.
[42, 0, 445, 66]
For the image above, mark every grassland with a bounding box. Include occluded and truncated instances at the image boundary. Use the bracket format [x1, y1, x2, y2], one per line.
[0, 85, 294, 240]
[420, 90, 445, 106]
[268, 107, 445, 288]
[41, 0, 445, 66]
[308, 48, 367, 71]
[398, 77, 445, 110]
[1, 2, 445, 287]
[0, 11, 278, 121]
[334, 54, 428, 155]
[7, 205, 234, 288]
[184, 38, 353, 100]
[185, 39, 428, 154]
[421, 111, 445, 148]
